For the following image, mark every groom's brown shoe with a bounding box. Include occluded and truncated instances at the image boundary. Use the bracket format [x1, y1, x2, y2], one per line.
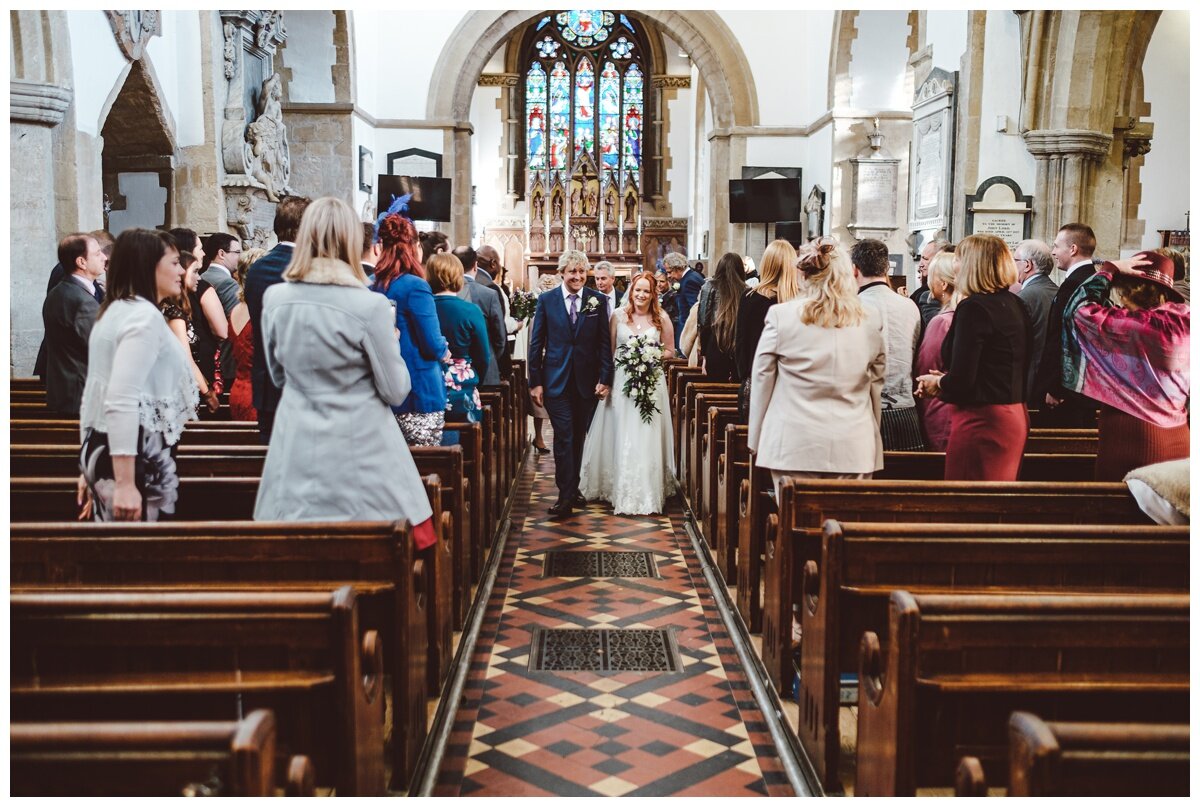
[548, 500, 574, 517]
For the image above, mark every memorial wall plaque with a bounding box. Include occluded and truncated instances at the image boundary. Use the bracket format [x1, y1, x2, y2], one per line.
[965, 176, 1033, 251]
[387, 147, 442, 178]
[908, 68, 956, 237]
[850, 159, 900, 231]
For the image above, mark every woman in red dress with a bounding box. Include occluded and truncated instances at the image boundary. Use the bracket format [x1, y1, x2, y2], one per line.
[227, 248, 264, 421]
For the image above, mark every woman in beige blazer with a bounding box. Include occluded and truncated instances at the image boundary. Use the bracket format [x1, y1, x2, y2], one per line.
[747, 239, 886, 496]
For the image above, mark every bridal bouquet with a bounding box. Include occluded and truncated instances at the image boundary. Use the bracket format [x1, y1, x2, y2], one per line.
[614, 334, 664, 424]
[510, 289, 538, 322]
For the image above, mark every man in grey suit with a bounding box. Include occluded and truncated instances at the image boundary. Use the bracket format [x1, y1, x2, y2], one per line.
[1014, 238, 1058, 405]
[42, 233, 106, 415]
[452, 245, 506, 385]
[201, 232, 243, 386]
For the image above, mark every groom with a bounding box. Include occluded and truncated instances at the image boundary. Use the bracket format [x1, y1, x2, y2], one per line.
[528, 250, 614, 517]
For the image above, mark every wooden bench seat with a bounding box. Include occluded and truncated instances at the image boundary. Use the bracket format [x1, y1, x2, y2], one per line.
[10, 518, 430, 789]
[796, 519, 1189, 791]
[687, 392, 737, 516]
[855, 591, 1189, 796]
[701, 405, 742, 551]
[956, 712, 1189, 796]
[11, 587, 388, 795]
[11, 710, 315, 796]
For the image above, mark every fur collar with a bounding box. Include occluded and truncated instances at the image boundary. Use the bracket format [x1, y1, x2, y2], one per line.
[289, 257, 368, 288]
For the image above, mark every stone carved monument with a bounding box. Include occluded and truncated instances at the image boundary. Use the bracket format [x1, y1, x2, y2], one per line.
[220, 11, 290, 248]
[105, 11, 162, 61]
[848, 119, 901, 241]
[965, 176, 1033, 251]
[908, 69, 956, 242]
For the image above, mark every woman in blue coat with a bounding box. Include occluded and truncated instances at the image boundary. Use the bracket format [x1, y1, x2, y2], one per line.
[370, 213, 449, 445]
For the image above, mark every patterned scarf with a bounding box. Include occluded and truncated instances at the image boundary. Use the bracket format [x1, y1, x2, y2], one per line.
[1062, 269, 1190, 427]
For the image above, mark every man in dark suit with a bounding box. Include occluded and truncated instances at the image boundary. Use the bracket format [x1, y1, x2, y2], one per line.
[910, 238, 949, 328]
[452, 245, 506, 385]
[244, 195, 311, 444]
[593, 260, 622, 317]
[1032, 222, 1100, 427]
[42, 233, 106, 415]
[361, 222, 381, 285]
[664, 251, 703, 352]
[34, 230, 111, 378]
[1014, 238, 1059, 404]
[528, 250, 614, 517]
[200, 232, 243, 386]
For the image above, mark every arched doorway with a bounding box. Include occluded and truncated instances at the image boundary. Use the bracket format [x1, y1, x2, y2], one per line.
[99, 59, 177, 233]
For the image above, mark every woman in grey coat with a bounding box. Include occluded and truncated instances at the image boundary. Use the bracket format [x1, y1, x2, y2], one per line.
[255, 197, 435, 548]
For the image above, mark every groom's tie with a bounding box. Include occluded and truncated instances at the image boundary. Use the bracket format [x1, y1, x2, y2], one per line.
[568, 293, 578, 326]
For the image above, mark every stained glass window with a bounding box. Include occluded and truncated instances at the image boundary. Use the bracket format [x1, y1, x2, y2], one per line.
[598, 62, 621, 170]
[548, 60, 571, 170]
[573, 57, 595, 157]
[524, 10, 648, 207]
[526, 63, 547, 170]
[621, 63, 643, 183]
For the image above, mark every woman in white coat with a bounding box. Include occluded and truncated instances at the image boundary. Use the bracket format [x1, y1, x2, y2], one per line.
[254, 197, 435, 549]
[747, 238, 886, 496]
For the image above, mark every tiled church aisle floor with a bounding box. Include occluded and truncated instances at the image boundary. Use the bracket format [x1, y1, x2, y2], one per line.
[434, 447, 793, 797]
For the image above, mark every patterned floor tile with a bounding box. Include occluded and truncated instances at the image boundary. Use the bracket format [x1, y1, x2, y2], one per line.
[433, 442, 793, 797]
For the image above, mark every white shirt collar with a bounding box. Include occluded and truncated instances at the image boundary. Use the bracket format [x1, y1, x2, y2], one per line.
[207, 264, 232, 277]
[69, 273, 96, 295]
[562, 283, 582, 303]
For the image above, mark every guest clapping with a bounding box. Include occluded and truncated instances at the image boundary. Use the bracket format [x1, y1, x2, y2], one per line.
[254, 197, 435, 547]
[1061, 250, 1189, 480]
[748, 239, 885, 496]
[916, 235, 1032, 480]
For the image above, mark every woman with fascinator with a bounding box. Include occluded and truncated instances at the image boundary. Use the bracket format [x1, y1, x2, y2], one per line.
[1060, 250, 1190, 480]
[370, 205, 451, 446]
[747, 237, 886, 499]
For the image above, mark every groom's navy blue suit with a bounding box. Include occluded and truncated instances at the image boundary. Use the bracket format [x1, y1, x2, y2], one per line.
[528, 285, 614, 504]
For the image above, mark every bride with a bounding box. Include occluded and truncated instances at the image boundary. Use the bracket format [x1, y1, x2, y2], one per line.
[580, 271, 677, 515]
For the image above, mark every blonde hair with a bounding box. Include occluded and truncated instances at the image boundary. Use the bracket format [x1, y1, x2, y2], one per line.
[283, 196, 366, 282]
[427, 252, 465, 293]
[796, 238, 865, 328]
[756, 239, 800, 303]
[927, 250, 962, 311]
[235, 246, 266, 303]
[956, 234, 1017, 297]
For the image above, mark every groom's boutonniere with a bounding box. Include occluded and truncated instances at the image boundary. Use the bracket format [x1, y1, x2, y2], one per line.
[671, 282, 681, 291]
[582, 296, 601, 314]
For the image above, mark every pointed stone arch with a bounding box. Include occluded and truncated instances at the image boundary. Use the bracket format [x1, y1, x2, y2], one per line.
[426, 10, 759, 255]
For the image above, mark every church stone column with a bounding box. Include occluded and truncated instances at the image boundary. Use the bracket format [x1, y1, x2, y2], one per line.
[1022, 129, 1112, 242]
[446, 123, 474, 246]
[10, 79, 72, 373]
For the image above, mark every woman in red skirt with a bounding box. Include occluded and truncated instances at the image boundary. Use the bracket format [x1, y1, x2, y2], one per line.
[916, 235, 1032, 480]
[1060, 251, 1189, 480]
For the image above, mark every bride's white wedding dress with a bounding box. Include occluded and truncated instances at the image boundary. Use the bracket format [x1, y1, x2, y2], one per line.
[579, 311, 676, 515]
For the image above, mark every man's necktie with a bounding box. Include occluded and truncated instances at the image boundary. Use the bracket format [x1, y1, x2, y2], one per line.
[94, 284, 105, 304]
[568, 293, 578, 325]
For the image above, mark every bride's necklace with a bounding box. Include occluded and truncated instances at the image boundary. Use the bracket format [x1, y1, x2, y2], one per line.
[630, 310, 654, 332]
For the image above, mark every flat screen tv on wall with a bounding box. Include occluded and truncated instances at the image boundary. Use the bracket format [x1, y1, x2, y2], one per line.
[728, 178, 803, 223]
[376, 175, 453, 222]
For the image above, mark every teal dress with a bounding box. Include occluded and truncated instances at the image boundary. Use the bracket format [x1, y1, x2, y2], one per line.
[433, 293, 492, 422]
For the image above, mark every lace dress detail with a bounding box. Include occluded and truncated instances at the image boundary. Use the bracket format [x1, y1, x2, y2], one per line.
[579, 312, 676, 514]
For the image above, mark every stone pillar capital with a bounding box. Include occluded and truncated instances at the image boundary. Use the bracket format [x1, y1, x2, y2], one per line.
[1022, 128, 1113, 159]
[10, 79, 72, 126]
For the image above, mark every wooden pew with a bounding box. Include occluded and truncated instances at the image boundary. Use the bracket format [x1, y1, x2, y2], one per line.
[11, 587, 388, 795]
[716, 423, 750, 581]
[688, 391, 737, 514]
[11, 420, 262, 447]
[11, 710, 315, 796]
[411, 446, 471, 632]
[877, 451, 1097, 482]
[679, 381, 739, 500]
[11, 518, 432, 790]
[445, 420, 486, 580]
[668, 365, 705, 466]
[798, 520, 1190, 791]
[855, 591, 1189, 796]
[763, 479, 1151, 694]
[956, 712, 1189, 797]
[10, 399, 236, 422]
[701, 404, 742, 550]
[10, 474, 455, 698]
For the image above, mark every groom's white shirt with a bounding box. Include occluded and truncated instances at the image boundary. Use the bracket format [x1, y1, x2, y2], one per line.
[561, 282, 580, 306]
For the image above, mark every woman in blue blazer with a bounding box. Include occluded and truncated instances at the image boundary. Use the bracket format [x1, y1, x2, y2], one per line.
[371, 214, 449, 445]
